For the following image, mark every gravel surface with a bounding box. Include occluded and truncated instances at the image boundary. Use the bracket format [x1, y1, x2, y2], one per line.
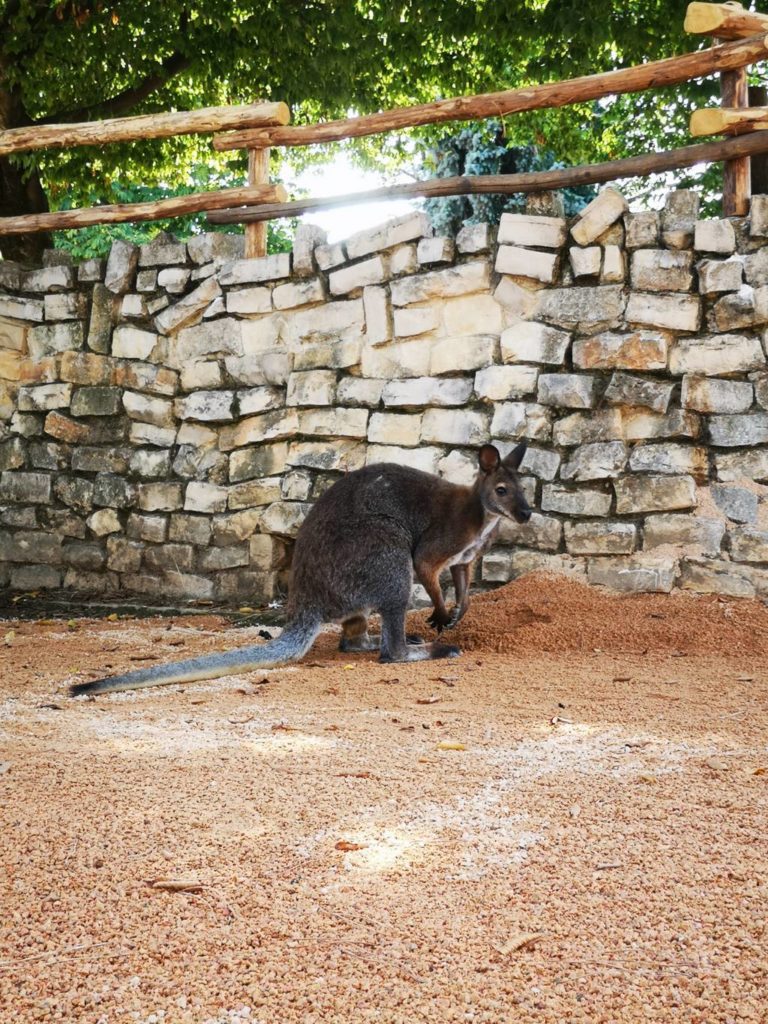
[1, 573, 767, 1024]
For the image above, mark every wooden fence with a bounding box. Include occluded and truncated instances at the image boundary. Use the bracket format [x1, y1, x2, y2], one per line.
[3, 2, 768, 257]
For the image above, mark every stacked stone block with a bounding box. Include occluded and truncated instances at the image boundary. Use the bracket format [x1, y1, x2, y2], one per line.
[2, 189, 768, 604]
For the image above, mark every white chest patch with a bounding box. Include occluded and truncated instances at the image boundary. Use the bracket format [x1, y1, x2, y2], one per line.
[447, 515, 500, 567]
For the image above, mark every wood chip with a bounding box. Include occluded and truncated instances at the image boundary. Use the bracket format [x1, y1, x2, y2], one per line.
[416, 694, 440, 705]
[436, 740, 466, 751]
[335, 841, 367, 852]
[494, 932, 544, 955]
[146, 878, 203, 893]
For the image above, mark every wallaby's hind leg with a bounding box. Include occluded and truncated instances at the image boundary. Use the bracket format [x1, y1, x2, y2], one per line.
[339, 614, 423, 652]
[339, 614, 379, 652]
[379, 605, 459, 663]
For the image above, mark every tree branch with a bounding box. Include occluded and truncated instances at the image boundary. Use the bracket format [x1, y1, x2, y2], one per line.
[39, 51, 195, 125]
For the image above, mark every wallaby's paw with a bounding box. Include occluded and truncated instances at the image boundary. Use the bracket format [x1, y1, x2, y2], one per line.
[432, 643, 460, 659]
[426, 609, 451, 633]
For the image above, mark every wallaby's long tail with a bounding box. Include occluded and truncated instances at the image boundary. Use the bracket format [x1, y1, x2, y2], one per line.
[68, 613, 322, 697]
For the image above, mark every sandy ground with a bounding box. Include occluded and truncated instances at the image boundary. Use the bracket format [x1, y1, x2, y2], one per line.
[0, 573, 767, 1024]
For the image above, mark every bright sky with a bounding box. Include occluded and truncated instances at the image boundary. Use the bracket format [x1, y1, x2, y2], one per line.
[286, 153, 420, 242]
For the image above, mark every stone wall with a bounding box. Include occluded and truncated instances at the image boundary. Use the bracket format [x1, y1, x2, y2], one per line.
[2, 185, 768, 605]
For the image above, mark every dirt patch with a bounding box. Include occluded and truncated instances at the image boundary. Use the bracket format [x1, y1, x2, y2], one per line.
[1, 573, 767, 1023]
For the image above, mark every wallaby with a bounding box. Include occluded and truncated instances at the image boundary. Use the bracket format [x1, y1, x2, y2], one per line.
[69, 442, 531, 697]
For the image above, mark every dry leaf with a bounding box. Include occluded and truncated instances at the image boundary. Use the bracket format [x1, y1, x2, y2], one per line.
[106, 613, 118, 622]
[238, 606, 255, 614]
[596, 861, 623, 871]
[146, 878, 203, 893]
[416, 694, 440, 705]
[705, 757, 730, 771]
[436, 740, 466, 751]
[753, 767, 767, 776]
[271, 723, 298, 733]
[494, 932, 544, 955]
[335, 840, 367, 852]
[336, 772, 373, 779]
[3, 630, 14, 647]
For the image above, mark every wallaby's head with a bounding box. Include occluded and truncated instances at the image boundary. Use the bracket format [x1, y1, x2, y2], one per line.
[476, 443, 532, 523]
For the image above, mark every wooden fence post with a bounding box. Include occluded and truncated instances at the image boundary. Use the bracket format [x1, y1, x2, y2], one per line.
[720, 54, 751, 216]
[246, 148, 270, 258]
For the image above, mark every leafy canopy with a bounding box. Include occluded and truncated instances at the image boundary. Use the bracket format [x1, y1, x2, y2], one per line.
[0, 0, 732, 256]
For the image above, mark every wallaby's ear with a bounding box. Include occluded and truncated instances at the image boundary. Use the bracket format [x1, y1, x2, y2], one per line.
[503, 442, 527, 471]
[478, 444, 501, 474]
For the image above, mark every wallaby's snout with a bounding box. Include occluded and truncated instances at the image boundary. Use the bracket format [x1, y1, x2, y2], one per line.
[514, 497, 532, 524]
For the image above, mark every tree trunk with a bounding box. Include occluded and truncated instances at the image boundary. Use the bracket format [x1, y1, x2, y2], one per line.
[0, 83, 52, 264]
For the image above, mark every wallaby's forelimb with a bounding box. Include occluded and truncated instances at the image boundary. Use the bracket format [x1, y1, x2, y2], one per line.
[69, 614, 321, 697]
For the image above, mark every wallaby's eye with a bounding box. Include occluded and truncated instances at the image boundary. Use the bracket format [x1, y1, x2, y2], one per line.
[495, 485, 508, 496]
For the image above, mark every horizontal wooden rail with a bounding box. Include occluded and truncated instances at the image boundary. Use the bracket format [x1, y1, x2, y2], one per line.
[0, 101, 290, 157]
[0, 184, 287, 236]
[207, 132, 768, 225]
[691, 105, 768, 135]
[213, 35, 768, 152]
[684, 2, 768, 39]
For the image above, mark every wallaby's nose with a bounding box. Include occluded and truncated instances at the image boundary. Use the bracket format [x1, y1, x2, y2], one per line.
[516, 503, 532, 524]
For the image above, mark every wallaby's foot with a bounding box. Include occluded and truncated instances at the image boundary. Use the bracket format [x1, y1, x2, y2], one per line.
[380, 640, 460, 663]
[339, 633, 380, 653]
[427, 606, 464, 632]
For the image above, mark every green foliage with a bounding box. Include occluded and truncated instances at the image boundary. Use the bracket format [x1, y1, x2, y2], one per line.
[0, 0, 737, 255]
[421, 122, 596, 236]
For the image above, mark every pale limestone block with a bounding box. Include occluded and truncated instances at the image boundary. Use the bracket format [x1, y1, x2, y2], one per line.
[604, 372, 674, 413]
[281, 298, 364, 346]
[365, 444, 442, 475]
[587, 555, 677, 593]
[315, 241, 346, 270]
[219, 254, 290, 285]
[437, 449, 479, 486]
[625, 211, 660, 249]
[421, 407, 491, 446]
[157, 267, 190, 294]
[360, 338, 432, 378]
[155, 277, 222, 334]
[622, 409, 699, 443]
[394, 305, 440, 338]
[694, 219, 736, 254]
[219, 409, 300, 450]
[286, 369, 337, 407]
[474, 365, 539, 401]
[0, 296, 43, 323]
[381, 377, 472, 407]
[490, 401, 552, 441]
[614, 474, 697, 513]
[569, 246, 601, 278]
[536, 285, 625, 332]
[430, 334, 497, 375]
[180, 361, 223, 391]
[336, 377, 385, 407]
[669, 333, 764, 375]
[500, 321, 570, 365]
[28, 322, 84, 360]
[565, 521, 636, 555]
[293, 338, 361, 371]
[122, 391, 174, 427]
[493, 277, 540, 319]
[175, 319, 243, 362]
[417, 236, 455, 265]
[715, 448, 768, 481]
[497, 213, 567, 249]
[601, 245, 626, 283]
[390, 260, 489, 305]
[572, 330, 668, 370]
[629, 443, 707, 477]
[329, 255, 387, 296]
[441, 293, 503, 336]
[495, 246, 558, 284]
[297, 407, 369, 438]
[661, 190, 699, 249]
[18, 383, 72, 412]
[175, 391, 235, 422]
[625, 292, 700, 332]
[291, 223, 327, 277]
[129, 423, 177, 448]
[750, 195, 768, 237]
[537, 373, 599, 409]
[225, 287, 272, 315]
[184, 481, 228, 514]
[519, 446, 560, 480]
[560, 441, 628, 481]
[87, 508, 122, 536]
[390, 244, 419, 276]
[681, 376, 753, 414]
[570, 188, 628, 245]
[346, 212, 431, 260]
[630, 249, 693, 292]
[104, 240, 138, 294]
[287, 440, 366, 472]
[187, 233, 244, 266]
[708, 413, 768, 446]
[456, 223, 495, 253]
[498, 512, 563, 552]
[697, 257, 743, 294]
[541, 484, 612, 517]
[0, 318, 29, 351]
[45, 293, 87, 321]
[363, 285, 392, 345]
[643, 514, 724, 556]
[368, 412, 422, 446]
